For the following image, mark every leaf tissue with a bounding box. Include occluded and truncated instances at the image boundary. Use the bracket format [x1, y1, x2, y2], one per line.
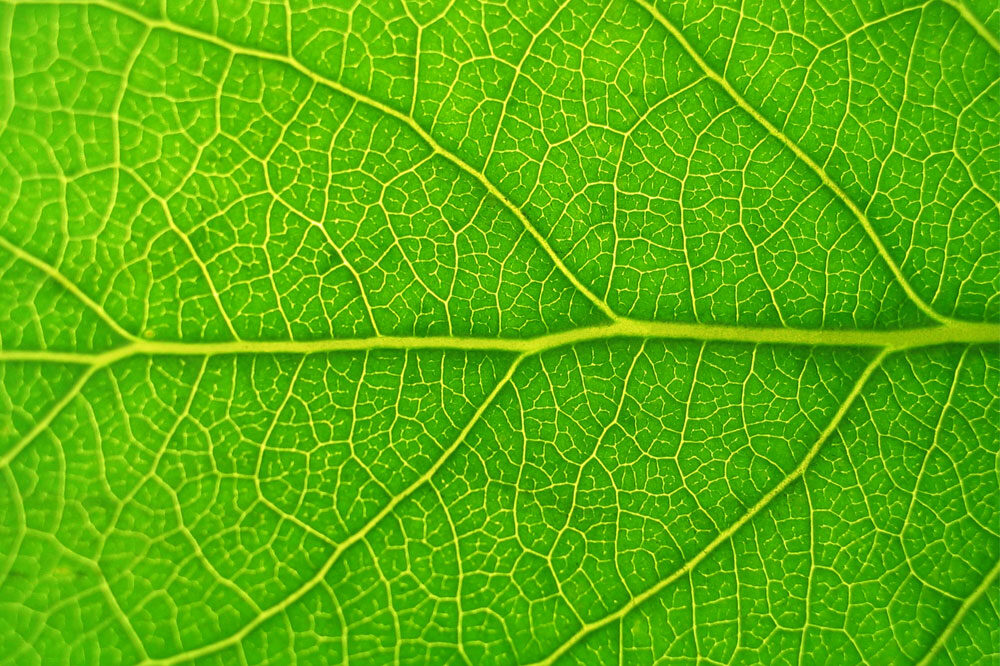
[1, 0, 998, 663]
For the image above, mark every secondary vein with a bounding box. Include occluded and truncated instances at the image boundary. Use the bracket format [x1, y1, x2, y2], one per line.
[632, 0, 953, 326]
[527, 348, 890, 666]
[133, 353, 528, 666]
[52, 0, 619, 323]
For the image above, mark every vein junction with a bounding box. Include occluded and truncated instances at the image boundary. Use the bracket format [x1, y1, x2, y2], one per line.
[2, 2, 998, 662]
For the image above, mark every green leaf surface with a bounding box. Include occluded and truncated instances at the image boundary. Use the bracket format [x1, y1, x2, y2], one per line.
[1, 0, 998, 663]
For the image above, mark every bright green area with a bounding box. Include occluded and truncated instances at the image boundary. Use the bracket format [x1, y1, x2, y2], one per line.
[0, 0, 998, 664]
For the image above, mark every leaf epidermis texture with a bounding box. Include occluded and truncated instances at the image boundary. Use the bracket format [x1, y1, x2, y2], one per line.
[0, 0, 998, 664]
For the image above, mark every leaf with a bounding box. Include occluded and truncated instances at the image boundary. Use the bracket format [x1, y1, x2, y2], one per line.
[0, 0, 998, 664]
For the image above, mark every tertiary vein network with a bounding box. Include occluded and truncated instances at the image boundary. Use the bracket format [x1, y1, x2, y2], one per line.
[2, 0, 999, 664]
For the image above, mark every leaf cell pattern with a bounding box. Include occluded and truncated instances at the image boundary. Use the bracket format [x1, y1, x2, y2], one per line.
[0, 0, 998, 664]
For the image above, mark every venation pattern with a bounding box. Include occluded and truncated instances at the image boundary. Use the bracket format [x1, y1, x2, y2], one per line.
[0, 0, 998, 664]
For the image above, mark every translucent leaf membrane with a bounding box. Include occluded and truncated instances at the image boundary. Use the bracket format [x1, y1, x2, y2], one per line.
[1, 0, 997, 664]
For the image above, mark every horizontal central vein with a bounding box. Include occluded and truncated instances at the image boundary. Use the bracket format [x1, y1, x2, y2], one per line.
[4, 320, 997, 366]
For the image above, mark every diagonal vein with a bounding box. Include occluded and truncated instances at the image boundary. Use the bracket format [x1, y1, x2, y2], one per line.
[0, 364, 101, 471]
[133, 354, 527, 666]
[0, 235, 137, 342]
[632, 0, 951, 325]
[39, 0, 618, 323]
[4, 4, 997, 663]
[916, 557, 1000, 665]
[526, 348, 890, 666]
[939, 0, 1000, 52]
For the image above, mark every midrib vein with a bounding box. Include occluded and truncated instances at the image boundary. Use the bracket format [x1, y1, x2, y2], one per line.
[4, 319, 998, 365]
